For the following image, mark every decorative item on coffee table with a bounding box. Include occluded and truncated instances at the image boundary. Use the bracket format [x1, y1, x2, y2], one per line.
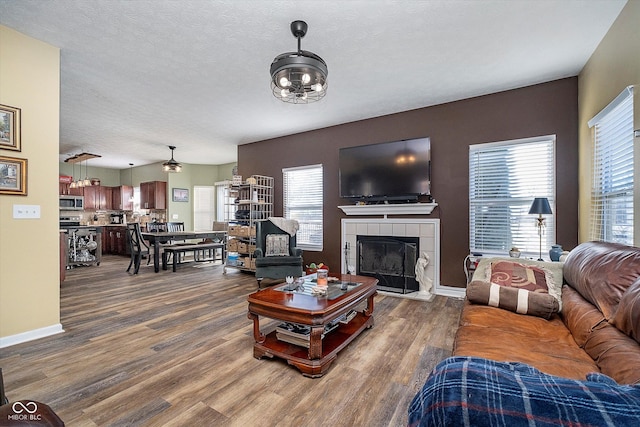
[305, 262, 329, 275]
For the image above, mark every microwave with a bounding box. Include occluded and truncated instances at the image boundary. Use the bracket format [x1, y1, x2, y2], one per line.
[59, 195, 84, 211]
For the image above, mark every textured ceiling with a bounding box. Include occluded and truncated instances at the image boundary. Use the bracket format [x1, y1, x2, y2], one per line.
[0, 0, 627, 169]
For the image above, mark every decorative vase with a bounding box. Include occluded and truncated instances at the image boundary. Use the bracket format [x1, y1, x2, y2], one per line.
[549, 244, 563, 262]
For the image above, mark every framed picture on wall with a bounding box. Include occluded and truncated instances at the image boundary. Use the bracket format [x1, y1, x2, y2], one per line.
[0, 155, 27, 195]
[0, 104, 21, 152]
[172, 188, 189, 202]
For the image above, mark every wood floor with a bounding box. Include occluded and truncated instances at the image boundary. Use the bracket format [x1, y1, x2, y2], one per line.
[1, 255, 463, 427]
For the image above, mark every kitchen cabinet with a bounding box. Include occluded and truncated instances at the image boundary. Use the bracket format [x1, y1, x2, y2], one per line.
[60, 183, 84, 196]
[140, 181, 167, 210]
[102, 226, 129, 255]
[83, 185, 113, 210]
[112, 185, 133, 211]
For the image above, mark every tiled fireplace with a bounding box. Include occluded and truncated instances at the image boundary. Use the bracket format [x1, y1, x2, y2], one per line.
[341, 218, 440, 299]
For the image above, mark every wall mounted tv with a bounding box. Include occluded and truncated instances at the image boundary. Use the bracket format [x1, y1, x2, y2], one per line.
[339, 137, 431, 202]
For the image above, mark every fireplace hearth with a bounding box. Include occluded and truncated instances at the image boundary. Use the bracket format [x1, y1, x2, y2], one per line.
[357, 235, 419, 294]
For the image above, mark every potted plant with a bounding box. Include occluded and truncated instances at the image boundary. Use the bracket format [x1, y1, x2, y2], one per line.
[509, 247, 521, 258]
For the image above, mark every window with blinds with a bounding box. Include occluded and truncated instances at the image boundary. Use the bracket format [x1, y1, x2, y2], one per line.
[283, 164, 323, 251]
[469, 136, 556, 257]
[588, 86, 634, 244]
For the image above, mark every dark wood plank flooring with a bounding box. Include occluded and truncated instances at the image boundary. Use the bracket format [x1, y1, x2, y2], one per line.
[0, 255, 463, 426]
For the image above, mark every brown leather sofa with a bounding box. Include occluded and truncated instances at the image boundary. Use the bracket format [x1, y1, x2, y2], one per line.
[453, 241, 640, 384]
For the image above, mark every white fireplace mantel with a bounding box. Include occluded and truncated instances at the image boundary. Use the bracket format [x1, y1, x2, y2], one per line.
[338, 202, 437, 217]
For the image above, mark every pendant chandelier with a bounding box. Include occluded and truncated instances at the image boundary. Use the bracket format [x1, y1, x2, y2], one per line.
[69, 162, 77, 189]
[270, 20, 328, 104]
[64, 152, 101, 187]
[162, 145, 182, 173]
[82, 159, 91, 187]
[128, 163, 135, 202]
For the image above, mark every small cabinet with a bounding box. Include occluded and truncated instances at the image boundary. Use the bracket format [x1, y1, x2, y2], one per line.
[103, 226, 129, 255]
[112, 185, 133, 211]
[140, 181, 167, 210]
[83, 185, 113, 210]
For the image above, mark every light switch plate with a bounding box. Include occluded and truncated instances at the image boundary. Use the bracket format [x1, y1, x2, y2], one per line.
[13, 204, 41, 219]
[172, 214, 179, 219]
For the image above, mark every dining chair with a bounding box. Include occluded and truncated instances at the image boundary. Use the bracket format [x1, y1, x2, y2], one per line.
[146, 222, 167, 232]
[126, 223, 150, 274]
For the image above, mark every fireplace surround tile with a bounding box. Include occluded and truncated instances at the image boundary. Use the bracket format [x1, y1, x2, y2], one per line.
[341, 218, 440, 295]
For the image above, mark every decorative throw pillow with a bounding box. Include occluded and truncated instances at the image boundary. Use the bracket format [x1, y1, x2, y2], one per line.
[489, 260, 549, 292]
[467, 280, 559, 319]
[473, 257, 563, 311]
[265, 234, 289, 256]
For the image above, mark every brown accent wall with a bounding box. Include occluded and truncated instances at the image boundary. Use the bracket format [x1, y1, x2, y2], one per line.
[239, 78, 578, 287]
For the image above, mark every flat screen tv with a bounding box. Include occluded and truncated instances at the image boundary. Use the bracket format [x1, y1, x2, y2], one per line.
[339, 137, 431, 201]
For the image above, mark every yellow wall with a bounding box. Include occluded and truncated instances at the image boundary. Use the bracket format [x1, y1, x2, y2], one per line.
[578, 0, 640, 243]
[0, 26, 61, 341]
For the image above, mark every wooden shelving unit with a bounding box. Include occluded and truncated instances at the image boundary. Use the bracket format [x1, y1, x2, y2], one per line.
[223, 175, 273, 273]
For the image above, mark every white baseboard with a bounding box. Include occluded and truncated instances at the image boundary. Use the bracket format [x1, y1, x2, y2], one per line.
[434, 285, 466, 299]
[0, 324, 64, 348]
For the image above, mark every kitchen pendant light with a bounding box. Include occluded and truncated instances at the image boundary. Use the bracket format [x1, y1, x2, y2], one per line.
[128, 163, 135, 202]
[77, 160, 85, 187]
[69, 162, 77, 189]
[162, 145, 182, 173]
[82, 159, 91, 186]
[270, 20, 328, 104]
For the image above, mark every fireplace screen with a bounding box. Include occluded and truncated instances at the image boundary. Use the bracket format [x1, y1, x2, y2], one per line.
[357, 235, 419, 294]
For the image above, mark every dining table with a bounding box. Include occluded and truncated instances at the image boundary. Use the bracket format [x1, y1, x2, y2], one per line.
[141, 230, 227, 272]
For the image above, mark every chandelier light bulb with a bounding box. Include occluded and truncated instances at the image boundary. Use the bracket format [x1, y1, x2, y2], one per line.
[281, 88, 289, 97]
[302, 73, 311, 84]
[279, 76, 290, 87]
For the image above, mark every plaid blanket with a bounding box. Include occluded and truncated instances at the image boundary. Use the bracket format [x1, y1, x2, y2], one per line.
[408, 357, 640, 427]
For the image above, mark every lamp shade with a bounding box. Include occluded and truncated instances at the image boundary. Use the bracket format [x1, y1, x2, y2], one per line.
[528, 197, 552, 215]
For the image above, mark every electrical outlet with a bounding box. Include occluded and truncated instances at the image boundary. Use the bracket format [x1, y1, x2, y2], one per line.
[13, 204, 41, 219]
[172, 214, 179, 219]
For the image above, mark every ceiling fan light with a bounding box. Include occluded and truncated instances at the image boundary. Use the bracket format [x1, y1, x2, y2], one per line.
[270, 20, 328, 104]
[162, 145, 182, 173]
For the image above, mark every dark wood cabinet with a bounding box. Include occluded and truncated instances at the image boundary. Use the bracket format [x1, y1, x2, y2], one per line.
[59, 183, 84, 196]
[112, 185, 133, 211]
[83, 185, 113, 210]
[140, 181, 167, 210]
[102, 226, 129, 255]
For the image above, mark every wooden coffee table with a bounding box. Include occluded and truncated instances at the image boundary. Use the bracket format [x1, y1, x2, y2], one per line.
[247, 274, 378, 378]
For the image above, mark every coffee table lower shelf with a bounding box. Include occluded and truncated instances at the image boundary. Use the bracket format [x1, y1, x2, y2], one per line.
[253, 312, 374, 378]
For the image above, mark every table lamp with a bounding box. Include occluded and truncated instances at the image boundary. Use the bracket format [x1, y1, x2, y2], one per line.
[529, 197, 552, 261]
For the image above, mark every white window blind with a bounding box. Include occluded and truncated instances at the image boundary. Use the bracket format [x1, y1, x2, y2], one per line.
[469, 136, 556, 257]
[588, 86, 634, 244]
[193, 186, 215, 231]
[283, 164, 323, 251]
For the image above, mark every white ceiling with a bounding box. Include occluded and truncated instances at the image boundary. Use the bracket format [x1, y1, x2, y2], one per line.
[0, 0, 627, 169]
